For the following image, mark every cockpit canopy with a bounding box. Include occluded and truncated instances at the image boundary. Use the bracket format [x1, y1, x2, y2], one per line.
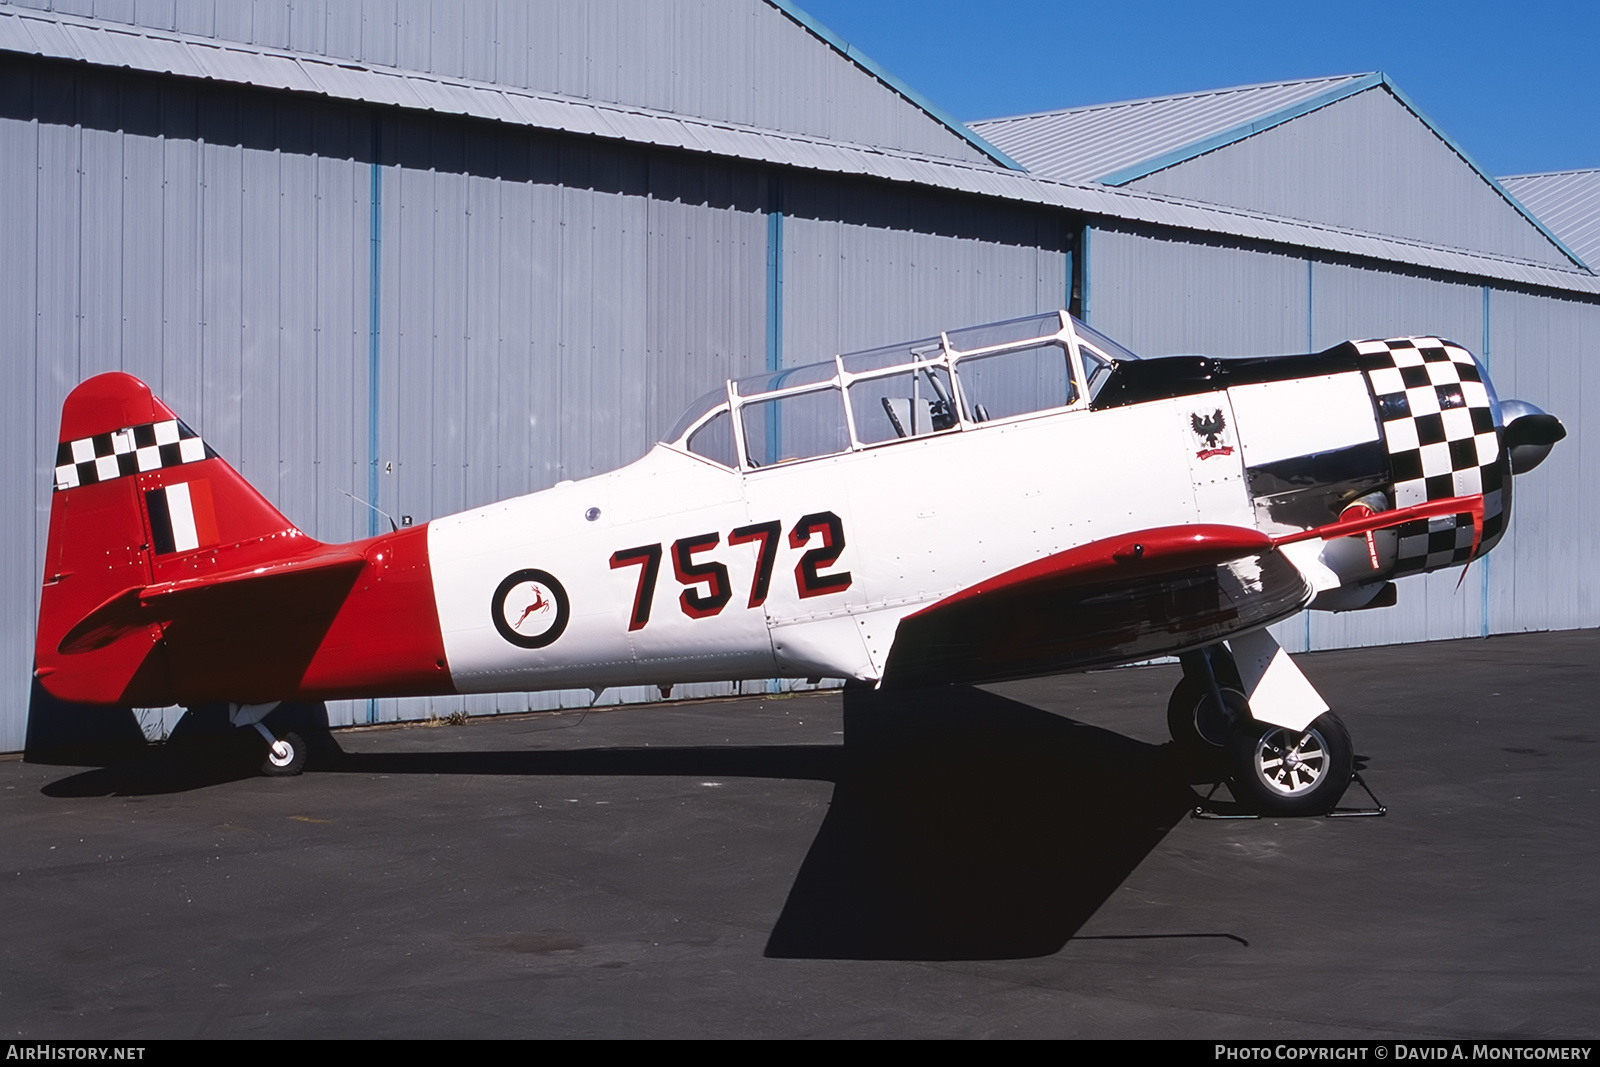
[662, 310, 1140, 471]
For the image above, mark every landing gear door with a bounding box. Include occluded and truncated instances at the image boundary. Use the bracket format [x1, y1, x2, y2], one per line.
[1180, 393, 1253, 525]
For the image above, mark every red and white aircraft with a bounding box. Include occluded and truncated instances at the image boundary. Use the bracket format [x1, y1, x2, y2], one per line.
[34, 311, 1564, 814]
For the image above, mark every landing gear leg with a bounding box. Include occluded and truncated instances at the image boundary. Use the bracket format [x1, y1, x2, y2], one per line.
[1168, 644, 1245, 753]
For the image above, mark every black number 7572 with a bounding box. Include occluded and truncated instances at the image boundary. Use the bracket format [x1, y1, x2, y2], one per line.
[608, 511, 850, 631]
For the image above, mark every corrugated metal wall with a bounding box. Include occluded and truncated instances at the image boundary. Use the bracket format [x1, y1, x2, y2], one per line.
[1486, 289, 1599, 636]
[4, 0, 991, 165]
[780, 174, 1069, 362]
[1127, 87, 1572, 270]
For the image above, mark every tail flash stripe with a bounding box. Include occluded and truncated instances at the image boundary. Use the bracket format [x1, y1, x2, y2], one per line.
[166, 481, 199, 552]
[55, 418, 212, 491]
[146, 487, 175, 554]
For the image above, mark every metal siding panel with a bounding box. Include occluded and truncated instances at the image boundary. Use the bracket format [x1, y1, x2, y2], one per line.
[1489, 290, 1599, 636]
[492, 0, 528, 90]
[490, 135, 562, 498]
[462, 135, 500, 512]
[132, 0, 177, 31]
[429, 140, 469, 523]
[120, 121, 166, 389]
[288, 0, 327, 55]
[644, 156, 766, 441]
[78, 120, 123, 378]
[388, 138, 433, 533]
[784, 183, 1066, 366]
[170, 0, 214, 37]
[238, 134, 282, 501]
[210, 0, 252, 43]
[394, 0, 429, 75]
[249, 0, 291, 49]
[322, 0, 363, 60]
[197, 106, 244, 467]
[1072, 226, 1306, 359]
[456, 0, 496, 84]
[158, 86, 204, 421]
[1129, 89, 1572, 269]
[277, 136, 320, 529]
[0, 112, 40, 753]
[359, 0, 396, 68]
[311, 111, 366, 544]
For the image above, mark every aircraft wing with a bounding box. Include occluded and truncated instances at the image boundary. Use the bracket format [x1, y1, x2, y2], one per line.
[882, 524, 1308, 687]
[881, 495, 1484, 688]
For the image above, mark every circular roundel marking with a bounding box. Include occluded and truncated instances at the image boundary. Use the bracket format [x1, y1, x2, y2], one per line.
[490, 569, 571, 649]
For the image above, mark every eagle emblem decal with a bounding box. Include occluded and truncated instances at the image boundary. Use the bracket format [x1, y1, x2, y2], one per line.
[1190, 409, 1235, 459]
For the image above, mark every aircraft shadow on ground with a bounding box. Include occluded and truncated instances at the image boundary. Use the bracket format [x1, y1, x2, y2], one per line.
[764, 685, 1197, 960]
[39, 685, 1200, 961]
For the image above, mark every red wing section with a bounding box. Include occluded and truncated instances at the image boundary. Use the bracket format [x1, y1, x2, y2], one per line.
[881, 525, 1311, 688]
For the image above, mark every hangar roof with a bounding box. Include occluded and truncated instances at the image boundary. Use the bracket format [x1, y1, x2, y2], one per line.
[1, 5, 1595, 295]
[1500, 169, 1600, 271]
[971, 73, 1375, 186]
[971, 73, 1581, 271]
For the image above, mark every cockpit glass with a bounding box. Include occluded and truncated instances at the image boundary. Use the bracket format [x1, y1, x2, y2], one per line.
[733, 361, 837, 398]
[740, 387, 849, 467]
[664, 388, 727, 443]
[686, 409, 737, 467]
[840, 337, 942, 376]
[954, 341, 1077, 421]
[1071, 318, 1141, 363]
[945, 312, 1064, 354]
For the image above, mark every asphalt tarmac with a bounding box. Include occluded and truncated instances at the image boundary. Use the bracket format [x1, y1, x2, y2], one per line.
[3, 630, 1597, 1039]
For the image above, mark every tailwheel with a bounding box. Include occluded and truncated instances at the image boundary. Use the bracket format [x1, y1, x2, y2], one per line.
[259, 729, 307, 778]
[1227, 713, 1353, 817]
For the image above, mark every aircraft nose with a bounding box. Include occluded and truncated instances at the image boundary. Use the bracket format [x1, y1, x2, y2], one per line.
[1499, 399, 1566, 474]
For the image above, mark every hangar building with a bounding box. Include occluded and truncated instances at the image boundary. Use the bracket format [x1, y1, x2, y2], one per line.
[2, 1, 1595, 752]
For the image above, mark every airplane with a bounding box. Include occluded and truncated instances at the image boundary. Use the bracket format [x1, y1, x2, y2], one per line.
[32, 310, 1566, 816]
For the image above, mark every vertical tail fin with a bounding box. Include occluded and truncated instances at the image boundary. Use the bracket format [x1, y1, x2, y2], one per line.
[36, 373, 312, 705]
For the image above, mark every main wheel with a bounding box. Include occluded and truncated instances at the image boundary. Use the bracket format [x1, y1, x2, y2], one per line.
[1167, 676, 1244, 751]
[260, 730, 307, 777]
[1227, 713, 1353, 816]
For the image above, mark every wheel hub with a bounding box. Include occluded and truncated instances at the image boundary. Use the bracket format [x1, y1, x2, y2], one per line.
[1254, 727, 1328, 796]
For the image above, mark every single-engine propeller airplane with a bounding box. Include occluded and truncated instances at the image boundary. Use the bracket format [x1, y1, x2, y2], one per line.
[34, 311, 1565, 814]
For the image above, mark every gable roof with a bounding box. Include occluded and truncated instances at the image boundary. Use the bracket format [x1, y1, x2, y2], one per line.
[1500, 169, 1600, 271]
[971, 72, 1581, 269]
[769, 1, 1022, 170]
[971, 73, 1375, 186]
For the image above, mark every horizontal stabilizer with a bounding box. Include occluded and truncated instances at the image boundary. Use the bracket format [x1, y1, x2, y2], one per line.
[59, 550, 366, 654]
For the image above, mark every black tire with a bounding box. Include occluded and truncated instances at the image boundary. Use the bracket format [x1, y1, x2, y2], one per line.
[1227, 712, 1353, 816]
[1166, 676, 1243, 751]
[260, 730, 307, 777]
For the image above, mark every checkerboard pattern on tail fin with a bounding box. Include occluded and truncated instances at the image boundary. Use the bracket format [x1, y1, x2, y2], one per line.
[1353, 338, 1505, 576]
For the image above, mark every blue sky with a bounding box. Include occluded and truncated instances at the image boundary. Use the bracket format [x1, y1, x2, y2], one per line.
[794, 0, 1598, 178]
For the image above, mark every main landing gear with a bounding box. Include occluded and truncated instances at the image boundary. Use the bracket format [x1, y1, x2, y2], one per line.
[1169, 644, 1355, 817]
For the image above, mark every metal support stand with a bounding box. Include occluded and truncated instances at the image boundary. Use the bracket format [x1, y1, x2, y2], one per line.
[1190, 769, 1386, 819]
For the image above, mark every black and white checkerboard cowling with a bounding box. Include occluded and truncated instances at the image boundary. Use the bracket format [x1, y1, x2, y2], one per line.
[1354, 338, 1505, 576]
[54, 419, 215, 492]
